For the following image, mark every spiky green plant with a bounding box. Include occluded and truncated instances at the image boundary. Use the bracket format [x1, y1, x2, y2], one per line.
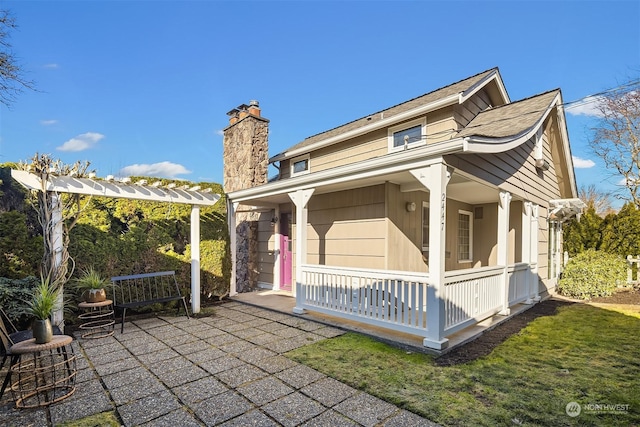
[26, 274, 63, 320]
[73, 267, 110, 291]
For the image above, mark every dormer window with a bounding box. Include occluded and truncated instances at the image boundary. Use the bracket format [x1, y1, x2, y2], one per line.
[388, 118, 427, 152]
[291, 154, 310, 176]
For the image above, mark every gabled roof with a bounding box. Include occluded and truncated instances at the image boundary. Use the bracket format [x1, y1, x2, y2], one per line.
[271, 67, 509, 162]
[457, 89, 559, 139]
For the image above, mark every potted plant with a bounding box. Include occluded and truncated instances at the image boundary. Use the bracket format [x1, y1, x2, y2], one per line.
[27, 275, 63, 344]
[74, 267, 110, 303]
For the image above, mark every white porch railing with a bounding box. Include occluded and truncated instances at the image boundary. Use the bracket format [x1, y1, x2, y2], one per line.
[443, 266, 504, 334]
[299, 264, 430, 336]
[508, 262, 531, 305]
[297, 263, 531, 344]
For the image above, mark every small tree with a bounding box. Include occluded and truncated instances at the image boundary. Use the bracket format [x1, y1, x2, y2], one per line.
[563, 206, 603, 257]
[589, 82, 640, 207]
[600, 202, 640, 257]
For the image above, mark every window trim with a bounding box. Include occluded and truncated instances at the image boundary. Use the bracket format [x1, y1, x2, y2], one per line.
[290, 154, 310, 177]
[457, 209, 473, 263]
[388, 117, 427, 153]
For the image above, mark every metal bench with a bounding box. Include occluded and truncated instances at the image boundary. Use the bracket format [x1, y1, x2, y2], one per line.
[111, 271, 189, 332]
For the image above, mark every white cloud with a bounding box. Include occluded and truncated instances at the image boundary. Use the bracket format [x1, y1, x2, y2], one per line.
[119, 161, 191, 178]
[40, 119, 58, 126]
[56, 132, 105, 152]
[572, 156, 596, 169]
[565, 95, 605, 117]
[43, 63, 59, 69]
[215, 129, 224, 136]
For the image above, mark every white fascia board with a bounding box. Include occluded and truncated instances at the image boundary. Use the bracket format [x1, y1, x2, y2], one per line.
[462, 93, 560, 154]
[231, 139, 465, 203]
[270, 93, 461, 163]
[556, 98, 580, 198]
[10, 170, 221, 206]
[459, 69, 510, 105]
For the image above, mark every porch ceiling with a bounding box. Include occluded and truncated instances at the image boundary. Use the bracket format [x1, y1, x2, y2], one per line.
[237, 169, 500, 209]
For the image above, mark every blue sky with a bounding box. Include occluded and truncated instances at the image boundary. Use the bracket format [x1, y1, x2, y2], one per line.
[0, 0, 638, 204]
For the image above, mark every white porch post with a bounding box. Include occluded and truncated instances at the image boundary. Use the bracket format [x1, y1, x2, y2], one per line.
[273, 206, 281, 291]
[410, 162, 452, 350]
[530, 204, 541, 301]
[51, 194, 65, 329]
[289, 189, 315, 314]
[228, 201, 238, 297]
[190, 205, 201, 314]
[498, 190, 512, 315]
[523, 202, 535, 305]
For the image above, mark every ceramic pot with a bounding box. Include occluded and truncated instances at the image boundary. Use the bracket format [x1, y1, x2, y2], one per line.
[83, 288, 107, 303]
[33, 318, 53, 344]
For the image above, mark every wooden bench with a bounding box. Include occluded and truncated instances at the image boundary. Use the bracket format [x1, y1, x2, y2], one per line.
[111, 271, 189, 333]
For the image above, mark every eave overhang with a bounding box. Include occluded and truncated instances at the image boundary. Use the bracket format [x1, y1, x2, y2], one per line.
[462, 92, 561, 154]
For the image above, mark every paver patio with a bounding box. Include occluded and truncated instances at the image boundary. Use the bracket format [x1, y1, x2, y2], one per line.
[0, 301, 439, 426]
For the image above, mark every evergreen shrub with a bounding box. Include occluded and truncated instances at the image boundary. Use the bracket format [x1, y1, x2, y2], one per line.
[557, 249, 626, 299]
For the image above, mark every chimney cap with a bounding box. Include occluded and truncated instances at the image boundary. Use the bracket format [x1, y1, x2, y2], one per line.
[226, 108, 239, 116]
[236, 103, 249, 111]
[249, 100, 259, 107]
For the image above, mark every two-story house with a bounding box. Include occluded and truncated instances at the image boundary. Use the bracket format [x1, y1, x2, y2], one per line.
[223, 68, 583, 350]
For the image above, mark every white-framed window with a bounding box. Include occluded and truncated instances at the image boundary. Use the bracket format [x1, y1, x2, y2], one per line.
[422, 202, 430, 253]
[457, 210, 473, 262]
[388, 117, 426, 152]
[290, 154, 310, 177]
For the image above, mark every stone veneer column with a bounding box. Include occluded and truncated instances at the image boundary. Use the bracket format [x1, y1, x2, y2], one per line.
[223, 101, 269, 292]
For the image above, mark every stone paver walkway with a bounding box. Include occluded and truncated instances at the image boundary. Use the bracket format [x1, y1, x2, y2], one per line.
[1, 301, 439, 426]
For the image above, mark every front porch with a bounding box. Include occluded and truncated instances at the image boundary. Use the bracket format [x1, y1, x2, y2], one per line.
[230, 285, 539, 355]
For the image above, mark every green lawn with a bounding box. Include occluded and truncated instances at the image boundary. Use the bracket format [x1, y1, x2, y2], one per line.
[287, 303, 640, 426]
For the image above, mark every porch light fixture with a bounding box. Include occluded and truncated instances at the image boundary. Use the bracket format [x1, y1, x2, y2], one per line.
[406, 202, 416, 212]
[535, 158, 550, 171]
[270, 216, 279, 226]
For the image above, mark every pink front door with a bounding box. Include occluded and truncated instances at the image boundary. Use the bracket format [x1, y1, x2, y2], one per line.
[280, 214, 292, 291]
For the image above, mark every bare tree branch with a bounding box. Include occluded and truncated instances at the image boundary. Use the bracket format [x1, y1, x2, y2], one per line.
[589, 81, 640, 207]
[0, 9, 35, 108]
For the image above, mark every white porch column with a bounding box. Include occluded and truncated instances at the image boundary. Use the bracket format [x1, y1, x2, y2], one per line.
[523, 202, 535, 305]
[51, 194, 65, 329]
[410, 163, 452, 350]
[289, 189, 315, 314]
[273, 206, 281, 291]
[190, 205, 201, 314]
[498, 190, 512, 315]
[228, 201, 238, 297]
[530, 204, 541, 301]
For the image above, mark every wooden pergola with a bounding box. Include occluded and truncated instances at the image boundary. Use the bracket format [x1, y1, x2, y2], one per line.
[11, 170, 221, 320]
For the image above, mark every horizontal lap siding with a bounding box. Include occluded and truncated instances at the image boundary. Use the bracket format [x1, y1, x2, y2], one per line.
[311, 129, 387, 173]
[454, 89, 492, 129]
[301, 185, 387, 269]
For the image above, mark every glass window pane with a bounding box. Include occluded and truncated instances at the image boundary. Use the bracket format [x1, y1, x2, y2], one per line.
[393, 125, 422, 147]
[293, 159, 308, 173]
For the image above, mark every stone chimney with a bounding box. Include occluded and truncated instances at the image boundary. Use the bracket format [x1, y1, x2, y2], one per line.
[223, 100, 269, 292]
[223, 100, 269, 193]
